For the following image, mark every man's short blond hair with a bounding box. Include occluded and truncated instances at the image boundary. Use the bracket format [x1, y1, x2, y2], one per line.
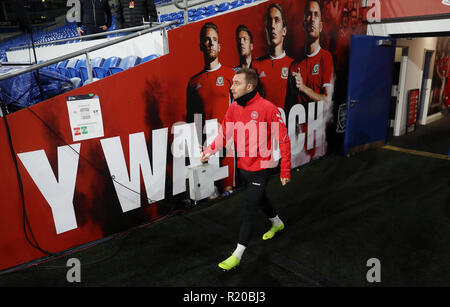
[235, 67, 258, 89]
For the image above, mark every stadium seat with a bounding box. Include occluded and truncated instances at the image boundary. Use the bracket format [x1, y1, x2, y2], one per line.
[64, 58, 80, 78]
[57, 60, 69, 67]
[107, 55, 141, 76]
[189, 15, 204, 22]
[159, 14, 170, 22]
[217, 3, 231, 12]
[196, 7, 207, 15]
[93, 56, 121, 79]
[69, 58, 86, 79]
[230, 0, 244, 8]
[45, 62, 59, 74]
[188, 9, 197, 17]
[79, 57, 105, 84]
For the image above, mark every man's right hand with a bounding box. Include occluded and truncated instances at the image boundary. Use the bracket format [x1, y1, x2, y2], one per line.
[77, 27, 83, 36]
[292, 67, 305, 93]
[200, 152, 211, 163]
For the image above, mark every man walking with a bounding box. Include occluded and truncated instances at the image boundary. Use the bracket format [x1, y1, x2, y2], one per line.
[201, 68, 291, 271]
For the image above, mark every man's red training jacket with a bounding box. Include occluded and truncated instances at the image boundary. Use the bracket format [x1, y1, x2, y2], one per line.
[204, 92, 291, 179]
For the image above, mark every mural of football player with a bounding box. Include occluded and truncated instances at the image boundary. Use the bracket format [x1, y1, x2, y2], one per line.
[285, 0, 334, 164]
[252, 3, 293, 109]
[186, 22, 236, 196]
[234, 24, 255, 70]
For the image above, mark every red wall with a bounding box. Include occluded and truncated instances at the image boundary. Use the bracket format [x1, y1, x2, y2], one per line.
[0, 0, 364, 271]
[380, 0, 450, 20]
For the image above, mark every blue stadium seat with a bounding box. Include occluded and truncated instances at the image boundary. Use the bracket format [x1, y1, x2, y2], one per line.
[188, 9, 197, 17]
[217, 2, 231, 12]
[159, 14, 170, 22]
[91, 57, 105, 68]
[46, 63, 59, 74]
[66, 58, 82, 78]
[230, 0, 244, 8]
[79, 57, 105, 84]
[74, 58, 86, 79]
[196, 7, 207, 15]
[107, 55, 141, 76]
[57, 59, 73, 77]
[189, 15, 204, 22]
[93, 56, 121, 79]
[56, 59, 68, 70]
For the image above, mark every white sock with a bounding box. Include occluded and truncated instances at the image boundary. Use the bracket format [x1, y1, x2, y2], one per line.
[232, 243, 246, 260]
[269, 215, 282, 227]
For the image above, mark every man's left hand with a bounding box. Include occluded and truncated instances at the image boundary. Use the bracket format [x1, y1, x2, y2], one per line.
[281, 178, 290, 186]
[99, 25, 108, 31]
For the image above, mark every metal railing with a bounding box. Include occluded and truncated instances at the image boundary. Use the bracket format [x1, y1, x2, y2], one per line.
[174, 0, 217, 25]
[0, 21, 177, 83]
[8, 23, 163, 51]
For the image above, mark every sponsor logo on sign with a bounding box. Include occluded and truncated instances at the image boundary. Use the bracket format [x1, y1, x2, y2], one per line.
[216, 76, 224, 86]
[442, 0, 450, 6]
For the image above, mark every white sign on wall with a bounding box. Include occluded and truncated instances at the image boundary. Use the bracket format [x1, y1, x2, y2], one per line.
[66, 94, 104, 142]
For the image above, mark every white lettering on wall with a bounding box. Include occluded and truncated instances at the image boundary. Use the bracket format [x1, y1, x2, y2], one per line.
[100, 129, 168, 213]
[16, 106, 326, 234]
[307, 101, 324, 150]
[204, 118, 229, 182]
[17, 144, 81, 234]
[288, 103, 306, 155]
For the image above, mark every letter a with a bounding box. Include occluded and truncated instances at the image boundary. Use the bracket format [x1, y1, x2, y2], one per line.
[366, 258, 381, 283]
[66, 258, 81, 283]
[366, 0, 381, 23]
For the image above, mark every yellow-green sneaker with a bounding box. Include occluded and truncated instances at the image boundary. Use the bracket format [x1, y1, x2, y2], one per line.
[218, 254, 240, 271]
[262, 221, 285, 240]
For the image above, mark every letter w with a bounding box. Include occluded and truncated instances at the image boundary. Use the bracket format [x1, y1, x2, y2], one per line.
[100, 130, 168, 213]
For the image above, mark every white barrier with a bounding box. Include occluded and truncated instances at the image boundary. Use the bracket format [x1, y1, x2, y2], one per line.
[6, 30, 164, 63]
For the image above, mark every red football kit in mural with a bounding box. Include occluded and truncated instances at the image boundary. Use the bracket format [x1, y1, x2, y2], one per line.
[252, 52, 293, 109]
[186, 63, 236, 187]
[285, 46, 334, 164]
[204, 92, 291, 179]
[186, 63, 235, 122]
[288, 47, 334, 105]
